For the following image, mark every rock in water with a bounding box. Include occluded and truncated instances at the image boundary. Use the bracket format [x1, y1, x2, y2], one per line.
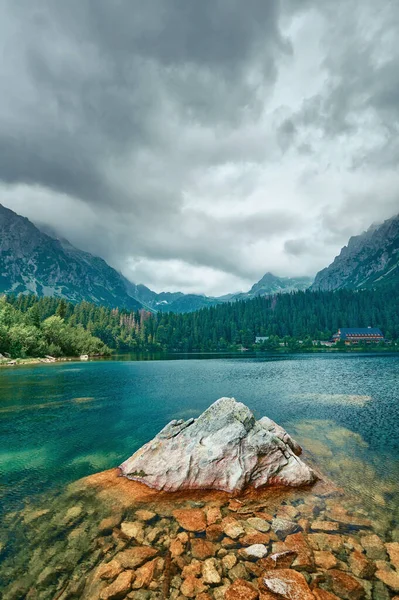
[119, 397, 317, 493]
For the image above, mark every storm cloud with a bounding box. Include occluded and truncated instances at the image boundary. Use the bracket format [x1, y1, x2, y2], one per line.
[1, 0, 399, 294]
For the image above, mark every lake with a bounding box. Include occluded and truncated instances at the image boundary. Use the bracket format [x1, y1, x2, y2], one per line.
[1, 353, 399, 595]
[1, 353, 398, 518]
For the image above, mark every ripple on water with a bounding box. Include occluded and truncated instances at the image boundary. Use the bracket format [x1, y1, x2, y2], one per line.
[0, 355, 398, 596]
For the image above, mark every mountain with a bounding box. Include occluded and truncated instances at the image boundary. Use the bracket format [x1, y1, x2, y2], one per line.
[123, 278, 222, 312]
[0, 204, 314, 313]
[125, 272, 313, 312]
[0, 204, 142, 309]
[230, 272, 313, 301]
[311, 214, 399, 291]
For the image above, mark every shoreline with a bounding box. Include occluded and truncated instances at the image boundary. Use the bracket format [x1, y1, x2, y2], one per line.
[1, 348, 398, 369]
[0, 356, 78, 368]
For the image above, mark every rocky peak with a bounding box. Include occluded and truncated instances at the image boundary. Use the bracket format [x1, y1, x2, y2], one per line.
[119, 397, 317, 493]
[312, 213, 399, 291]
[0, 204, 142, 309]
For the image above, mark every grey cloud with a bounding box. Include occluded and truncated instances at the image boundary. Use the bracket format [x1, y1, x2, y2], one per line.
[0, 0, 289, 207]
[1, 0, 399, 294]
[284, 238, 310, 256]
[108, 209, 303, 281]
[277, 119, 297, 153]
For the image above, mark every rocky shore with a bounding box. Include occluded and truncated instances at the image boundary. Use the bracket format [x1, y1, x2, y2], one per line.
[0, 355, 91, 368]
[1, 399, 398, 600]
[1, 468, 399, 600]
[0, 356, 74, 367]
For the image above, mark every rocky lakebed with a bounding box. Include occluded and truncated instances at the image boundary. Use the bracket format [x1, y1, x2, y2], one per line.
[1, 398, 398, 600]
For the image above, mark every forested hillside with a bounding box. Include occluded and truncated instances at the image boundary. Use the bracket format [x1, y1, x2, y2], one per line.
[2, 286, 398, 357]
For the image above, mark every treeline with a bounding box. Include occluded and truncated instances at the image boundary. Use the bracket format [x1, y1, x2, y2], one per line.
[144, 287, 399, 351]
[0, 296, 111, 358]
[1, 286, 398, 357]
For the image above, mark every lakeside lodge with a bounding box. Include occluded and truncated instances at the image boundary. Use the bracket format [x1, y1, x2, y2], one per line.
[331, 327, 385, 344]
[253, 327, 386, 347]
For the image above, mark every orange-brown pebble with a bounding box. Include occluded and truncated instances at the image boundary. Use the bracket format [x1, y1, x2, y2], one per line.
[98, 515, 122, 535]
[96, 560, 123, 581]
[326, 569, 366, 600]
[115, 546, 158, 569]
[206, 524, 224, 542]
[314, 550, 338, 570]
[375, 569, 399, 593]
[100, 570, 134, 600]
[348, 550, 375, 579]
[197, 593, 213, 600]
[241, 531, 271, 547]
[206, 506, 222, 525]
[170, 537, 185, 557]
[191, 538, 217, 560]
[173, 508, 207, 532]
[273, 532, 314, 571]
[180, 575, 207, 598]
[135, 509, 156, 522]
[311, 521, 340, 533]
[386, 542, 399, 570]
[225, 578, 259, 600]
[228, 499, 243, 512]
[131, 558, 158, 589]
[259, 569, 314, 600]
[182, 560, 202, 579]
[259, 550, 297, 571]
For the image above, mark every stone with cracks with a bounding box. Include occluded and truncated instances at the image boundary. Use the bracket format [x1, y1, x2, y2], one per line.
[119, 397, 317, 493]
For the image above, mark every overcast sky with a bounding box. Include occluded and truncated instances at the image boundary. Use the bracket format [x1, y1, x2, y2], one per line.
[1, 1, 399, 295]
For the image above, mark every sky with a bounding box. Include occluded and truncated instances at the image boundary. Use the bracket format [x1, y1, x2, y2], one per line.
[1, 1, 399, 295]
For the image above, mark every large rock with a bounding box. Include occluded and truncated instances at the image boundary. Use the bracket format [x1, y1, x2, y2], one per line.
[119, 397, 317, 493]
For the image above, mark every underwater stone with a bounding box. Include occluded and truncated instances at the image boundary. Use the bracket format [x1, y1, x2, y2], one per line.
[119, 397, 317, 493]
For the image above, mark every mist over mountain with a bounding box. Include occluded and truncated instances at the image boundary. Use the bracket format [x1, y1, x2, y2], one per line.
[4, 203, 399, 314]
[0, 204, 142, 310]
[0, 205, 314, 313]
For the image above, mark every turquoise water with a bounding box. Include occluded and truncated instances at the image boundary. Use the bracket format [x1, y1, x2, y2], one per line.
[0, 353, 398, 523]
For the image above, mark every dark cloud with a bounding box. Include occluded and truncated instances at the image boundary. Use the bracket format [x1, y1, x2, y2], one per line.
[284, 238, 309, 257]
[277, 119, 297, 153]
[1, 0, 399, 294]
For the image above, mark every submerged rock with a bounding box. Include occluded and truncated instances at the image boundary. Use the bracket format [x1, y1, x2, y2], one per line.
[119, 397, 317, 493]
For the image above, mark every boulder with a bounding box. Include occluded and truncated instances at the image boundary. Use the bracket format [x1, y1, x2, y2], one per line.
[119, 397, 317, 493]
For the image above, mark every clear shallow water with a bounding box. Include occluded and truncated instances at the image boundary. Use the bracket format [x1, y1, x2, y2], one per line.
[0, 353, 398, 525]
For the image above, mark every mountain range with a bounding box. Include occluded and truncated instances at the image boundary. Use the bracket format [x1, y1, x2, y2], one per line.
[125, 272, 313, 312]
[0, 204, 313, 312]
[2, 204, 399, 312]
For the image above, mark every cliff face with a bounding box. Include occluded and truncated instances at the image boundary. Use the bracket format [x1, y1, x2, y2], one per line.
[0, 204, 142, 309]
[312, 215, 399, 291]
